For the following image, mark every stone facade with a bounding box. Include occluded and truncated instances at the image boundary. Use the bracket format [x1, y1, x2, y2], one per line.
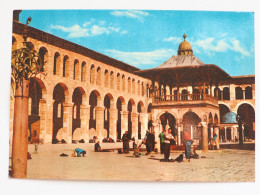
[10, 20, 255, 149]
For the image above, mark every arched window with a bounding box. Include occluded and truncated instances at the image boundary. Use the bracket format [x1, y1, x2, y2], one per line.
[132, 79, 135, 94]
[223, 87, 230, 100]
[81, 61, 86, 82]
[96, 67, 101, 86]
[142, 82, 145, 96]
[245, 86, 252, 99]
[214, 87, 222, 100]
[63, 55, 69, 77]
[73, 59, 79, 80]
[235, 87, 243, 100]
[104, 70, 109, 87]
[117, 73, 121, 91]
[39, 47, 48, 72]
[110, 71, 114, 89]
[90, 65, 95, 84]
[122, 75, 125, 91]
[53, 52, 60, 75]
[128, 77, 131, 93]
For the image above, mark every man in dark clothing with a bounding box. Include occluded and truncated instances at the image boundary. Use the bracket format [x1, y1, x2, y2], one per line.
[94, 141, 112, 152]
[145, 131, 154, 155]
[122, 131, 130, 153]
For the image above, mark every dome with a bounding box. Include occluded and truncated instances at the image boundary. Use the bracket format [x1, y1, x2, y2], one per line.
[221, 112, 237, 124]
[178, 34, 193, 56]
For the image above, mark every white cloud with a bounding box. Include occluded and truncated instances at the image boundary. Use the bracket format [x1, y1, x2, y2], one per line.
[110, 10, 149, 21]
[50, 19, 127, 38]
[192, 37, 250, 57]
[163, 36, 182, 43]
[104, 49, 175, 67]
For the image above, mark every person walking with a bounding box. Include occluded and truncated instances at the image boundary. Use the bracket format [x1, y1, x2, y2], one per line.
[159, 130, 166, 154]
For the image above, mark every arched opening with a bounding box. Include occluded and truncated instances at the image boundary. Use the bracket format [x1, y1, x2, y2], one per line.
[128, 77, 131, 93]
[214, 113, 218, 125]
[116, 97, 124, 140]
[29, 78, 43, 142]
[160, 112, 176, 143]
[208, 112, 213, 138]
[193, 88, 200, 100]
[137, 101, 144, 139]
[127, 99, 135, 138]
[81, 61, 86, 82]
[89, 91, 98, 130]
[90, 65, 95, 84]
[96, 67, 101, 86]
[181, 89, 188, 100]
[237, 103, 255, 139]
[117, 73, 121, 91]
[73, 59, 79, 80]
[183, 111, 201, 142]
[147, 84, 150, 98]
[245, 86, 252, 99]
[132, 79, 135, 94]
[39, 47, 48, 72]
[110, 71, 114, 89]
[142, 82, 145, 96]
[235, 87, 243, 100]
[219, 104, 230, 123]
[53, 52, 61, 75]
[53, 83, 66, 143]
[122, 75, 125, 91]
[72, 88, 82, 138]
[63, 55, 69, 77]
[223, 87, 230, 100]
[104, 94, 112, 138]
[137, 81, 141, 96]
[214, 87, 221, 100]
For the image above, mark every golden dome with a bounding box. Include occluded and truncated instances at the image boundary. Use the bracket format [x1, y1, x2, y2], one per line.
[178, 34, 193, 56]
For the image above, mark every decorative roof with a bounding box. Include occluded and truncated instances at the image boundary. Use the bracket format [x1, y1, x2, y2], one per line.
[222, 112, 237, 124]
[156, 55, 204, 68]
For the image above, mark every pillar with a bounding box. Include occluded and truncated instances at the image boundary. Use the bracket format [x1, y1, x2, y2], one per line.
[12, 79, 30, 178]
[80, 104, 90, 141]
[120, 111, 128, 137]
[224, 127, 227, 141]
[210, 127, 213, 139]
[201, 122, 208, 152]
[178, 125, 181, 145]
[139, 113, 148, 139]
[131, 112, 139, 139]
[44, 98, 54, 143]
[214, 126, 220, 149]
[63, 102, 73, 143]
[39, 99, 47, 141]
[109, 108, 117, 141]
[231, 127, 234, 141]
[191, 125, 193, 140]
[95, 106, 105, 139]
[152, 121, 160, 152]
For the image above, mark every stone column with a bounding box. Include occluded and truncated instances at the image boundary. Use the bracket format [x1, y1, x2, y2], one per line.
[95, 106, 105, 139]
[63, 102, 73, 144]
[152, 121, 160, 152]
[231, 127, 234, 141]
[44, 99, 54, 143]
[178, 125, 181, 145]
[80, 104, 90, 141]
[224, 127, 227, 141]
[120, 111, 128, 137]
[109, 108, 118, 141]
[191, 125, 193, 140]
[131, 112, 139, 139]
[210, 127, 214, 139]
[12, 79, 30, 178]
[214, 126, 220, 149]
[39, 99, 47, 141]
[139, 113, 148, 139]
[201, 122, 208, 152]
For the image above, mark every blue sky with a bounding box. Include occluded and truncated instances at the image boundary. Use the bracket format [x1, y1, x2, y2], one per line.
[19, 10, 255, 76]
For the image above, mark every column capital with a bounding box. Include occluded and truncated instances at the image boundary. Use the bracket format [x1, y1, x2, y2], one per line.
[131, 112, 139, 118]
[199, 122, 207, 127]
[81, 104, 90, 109]
[63, 102, 73, 107]
[95, 106, 105, 111]
[120, 110, 128, 115]
[39, 98, 47, 103]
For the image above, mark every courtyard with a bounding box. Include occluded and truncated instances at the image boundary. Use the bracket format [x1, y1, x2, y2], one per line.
[11, 142, 255, 182]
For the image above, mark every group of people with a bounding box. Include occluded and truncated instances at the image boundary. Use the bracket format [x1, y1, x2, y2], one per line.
[121, 130, 156, 155]
[159, 128, 192, 162]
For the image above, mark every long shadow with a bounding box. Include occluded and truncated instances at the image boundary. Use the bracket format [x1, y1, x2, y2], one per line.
[220, 143, 255, 150]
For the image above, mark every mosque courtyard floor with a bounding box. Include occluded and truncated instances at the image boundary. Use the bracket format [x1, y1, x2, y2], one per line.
[10, 142, 255, 182]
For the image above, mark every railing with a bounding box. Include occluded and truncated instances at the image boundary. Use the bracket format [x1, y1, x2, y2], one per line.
[154, 93, 218, 103]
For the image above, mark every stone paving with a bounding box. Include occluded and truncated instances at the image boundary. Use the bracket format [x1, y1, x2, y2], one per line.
[12, 142, 255, 182]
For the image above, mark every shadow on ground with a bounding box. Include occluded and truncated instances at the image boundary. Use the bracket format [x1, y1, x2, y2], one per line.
[220, 143, 255, 150]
